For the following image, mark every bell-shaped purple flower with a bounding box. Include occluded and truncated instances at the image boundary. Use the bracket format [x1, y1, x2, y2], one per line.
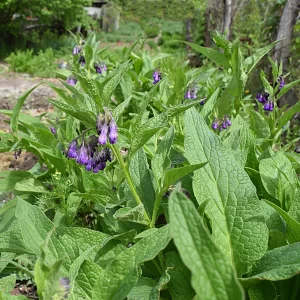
[226, 118, 232, 126]
[222, 121, 227, 129]
[264, 100, 274, 111]
[67, 140, 77, 159]
[184, 89, 191, 99]
[279, 77, 284, 90]
[256, 93, 266, 103]
[200, 100, 205, 105]
[66, 76, 77, 86]
[99, 124, 108, 145]
[76, 144, 89, 165]
[190, 88, 197, 99]
[93, 162, 106, 173]
[108, 119, 118, 144]
[85, 158, 93, 171]
[153, 70, 161, 84]
[79, 56, 85, 67]
[73, 46, 81, 55]
[212, 120, 218, 130]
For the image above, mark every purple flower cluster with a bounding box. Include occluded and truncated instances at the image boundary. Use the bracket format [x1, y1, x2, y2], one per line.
[212, 116, 232, 131]
[96, 113, 118, 145]
[94, 62, 107, 74]
[66, 76, 77, 86]
[73, 45, 81, 55]
[59, 277, 70, 299]
[65, 136, 112, 173]
[153, 70, 161, 84]
[256, 92, 274, 112]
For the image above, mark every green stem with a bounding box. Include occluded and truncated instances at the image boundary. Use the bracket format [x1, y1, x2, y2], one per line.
[151, 186, 168, 228]
[110, 144, 151, 225]
[0, 260, 34, 278]
[143, 145, 154, 158]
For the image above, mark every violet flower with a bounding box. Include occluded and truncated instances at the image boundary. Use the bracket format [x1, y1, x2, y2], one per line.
[50, 126, 56, 134]
[79, 56, 85, 67]
[67, 140, 77, 159]
[108, 119, 118, 144]
[99, 124, 108, 145]
[73, 46, 81, 55]
[66, 76, 77, 86]
[212, 120, 218, 130]
[153, 70, 161, 84]
[76, 144, 89, 165]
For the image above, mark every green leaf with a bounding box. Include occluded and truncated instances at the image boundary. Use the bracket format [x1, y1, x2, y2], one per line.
[245, 41, 279, 74]
[0, 171, 32, 192]
[184, 42, 231, 68]
[112, 96, 132, 123]
[169, 186, 244, 300]
[113, 204, 148, 225]
[103, 61, 133, 106]
[163, 163, 207, 191]
[277, 101, 300, 130]
[242, 242, 300, 287]
[84, 44, 93, 68]
[48, 99, 96, 128]
[184, 108, 268, 275]
[248, 109, 271, 138]
[76, 260, 103, 299]
[277, 79, 300, 99]
[149, 268, 171, 300]
[259, 152, 299, 211]
[92, 225, 171, 300]
[127, 278, 157, 300]
[0, 274, 16, 294]
[130, 102, 198, 158]
[248, 281, 277, 300]
[0, 252, 16, 273]
[129, 149, 156, 217]
[265, 200, 300, 244]
[11, 85, 40, 133]
[165, 252, 195, 300]
[288, 190, 300, 222]
[14, 178, 50, 194]
[151, 126, 174, 184]
[200, 87, 220, 122]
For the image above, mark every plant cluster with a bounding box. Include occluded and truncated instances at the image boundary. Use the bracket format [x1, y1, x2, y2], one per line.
[0, 32, 300, 299]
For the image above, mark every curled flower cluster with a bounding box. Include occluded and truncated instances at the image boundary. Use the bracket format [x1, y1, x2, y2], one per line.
[96, 112, 118, 145]
[153, 70, 161, 84]
[94, 62, 107, 74]
[212, 116, 232, 131]
[65, 135, 112, 173]
[66, 76, 77, 86]
[256, 92, 274, 112]
[184, 86, 197, 99]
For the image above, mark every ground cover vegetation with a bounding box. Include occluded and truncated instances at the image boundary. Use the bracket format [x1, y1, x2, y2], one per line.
[0, 28, 300, 299]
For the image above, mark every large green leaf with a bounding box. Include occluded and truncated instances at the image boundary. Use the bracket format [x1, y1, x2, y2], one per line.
[184, 108, 268, 276]
[92, 225, 171, 300]
[241, 242, 300, 287]
[129, 149, 156, 217]
[169, 186, 244, 300]
[165, 252, 195, 300]
[0, 171, 32, 192]
[259, 152, 299, 211]
[277, 100, 300, 130]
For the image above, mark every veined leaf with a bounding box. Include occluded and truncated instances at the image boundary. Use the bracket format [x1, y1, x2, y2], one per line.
[113, 205, 148, 225]
[127, 278, 157, 300]
[184, 108, 268, 276]
[277, 100, 300, 130]
[277, 79, 300, 99]
[169, 186, 244, 300]
[200, 87, 220, 122]
[92, 225, 171, 300]
[112, 96, 132, 123]
[259, 152, 299, 211]
[0, 274, 16, 294]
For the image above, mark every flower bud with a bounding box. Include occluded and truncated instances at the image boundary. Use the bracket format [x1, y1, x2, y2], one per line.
[99, 124, 108, 145]
[108, 119, 118, 144]
[76, 144, 89, 165]
[67, 140, 77, 159]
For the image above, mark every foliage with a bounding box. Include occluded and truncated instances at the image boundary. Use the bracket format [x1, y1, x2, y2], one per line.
[0, 33, 300, 299]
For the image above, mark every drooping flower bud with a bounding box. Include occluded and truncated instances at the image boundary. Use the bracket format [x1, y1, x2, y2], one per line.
[222, 121, 227, 129]
[76, 143, 89, 165]
[153, 70, 161, 84]
[66, 76, 77, 86]
[79, 56, 85, 67]
[67, 140, 78, 159]
[85, 158, 93, 171]
[50, 126, 56, 134]
[108, 119, 118, 144]
[99, 124, 108, 145]
[279, 77, 284, 90]
[93, 162, 106, 173]
[200, 100, 205, 105]
[212, 120, 219, 130]
[263, 100, 274, 111]
[226, 118, 232, 126]
[190, 88, 197, 99]
[184, 89, 191, 99]
[256, 93, 266, 104]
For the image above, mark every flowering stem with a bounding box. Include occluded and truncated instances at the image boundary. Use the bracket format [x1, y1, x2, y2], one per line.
[110, 144, 151, 225]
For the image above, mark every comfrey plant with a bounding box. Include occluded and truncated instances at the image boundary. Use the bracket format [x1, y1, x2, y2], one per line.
[0, 33, 300, 300]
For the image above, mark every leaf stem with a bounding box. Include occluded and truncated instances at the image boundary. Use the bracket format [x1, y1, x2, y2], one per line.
[110, 144, 151, 225]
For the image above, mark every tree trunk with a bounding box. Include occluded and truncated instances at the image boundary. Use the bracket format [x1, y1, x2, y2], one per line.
[205, 8, 211, 47]
[274, 0, 300, 71]
[222, 0, 232, 39]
